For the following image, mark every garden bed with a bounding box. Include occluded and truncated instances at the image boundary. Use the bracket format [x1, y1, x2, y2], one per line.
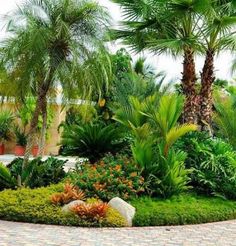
[0, 185, 236, 227]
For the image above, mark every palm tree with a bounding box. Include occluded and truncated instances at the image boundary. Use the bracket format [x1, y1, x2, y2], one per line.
[111, 0, 208, 124]
[0, 0, 111, 171]
[199, 1, 236, 129]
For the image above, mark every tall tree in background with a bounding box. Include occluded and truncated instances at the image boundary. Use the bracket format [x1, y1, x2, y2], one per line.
[0, 0, 111, 180]
[111, 0, 208, 124]
[199, 0, 236, 129]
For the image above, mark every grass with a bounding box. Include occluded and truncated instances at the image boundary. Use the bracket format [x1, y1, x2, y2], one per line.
[131, 193, 236, 226]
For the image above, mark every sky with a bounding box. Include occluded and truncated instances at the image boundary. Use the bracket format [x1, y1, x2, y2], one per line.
[0, 0, 234, 82]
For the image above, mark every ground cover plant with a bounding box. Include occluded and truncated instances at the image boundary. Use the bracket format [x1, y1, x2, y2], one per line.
[0, 184, 236, 227]
[131, 194, 236, 226]
[0, 184, 127, 227]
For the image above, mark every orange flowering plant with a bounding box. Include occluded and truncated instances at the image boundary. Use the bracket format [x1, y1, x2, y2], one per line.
[68, 154, 144, 201]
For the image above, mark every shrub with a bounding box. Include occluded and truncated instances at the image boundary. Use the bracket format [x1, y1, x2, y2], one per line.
[51, 182, 86, 205]
[0, 163, 16, 190]
[60, 121, 126, 163]
[0, 184, 127, 227]
[1, 157, 67, 190]
[0, 110, 14, 143]
[72, 202, 109, 221]
[176, 132, 236, 199]
[68, 154, 144, 201]
[132, 194, 236, 226]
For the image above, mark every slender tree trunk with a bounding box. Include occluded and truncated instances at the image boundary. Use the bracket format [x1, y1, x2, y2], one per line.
[23, 90, 47, 168]
[38, 98, 47, 157]
[182, 48, 198, 124]
[199, 49, 215, 130]
[18, 92, 46, 187]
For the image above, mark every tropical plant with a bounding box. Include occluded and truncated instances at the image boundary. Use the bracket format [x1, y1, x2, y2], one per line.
[71, 202, 109, 221]
[1, 157, 67, 189]
[68, 154, 144, 201]
[51, 182, 86, 205]
[0, 110, 14, 143]
[0, 0, 112, 171]
[114, 94, 197, 198]
[176, 131, 236, 199]
[199, 0, 236, 128]
[0, 163, 16, 190]
[14, 126, 27, 147]
[214, 94, 236, 149]
[60, 120, 125, 163]
[111, 0, 208, 124]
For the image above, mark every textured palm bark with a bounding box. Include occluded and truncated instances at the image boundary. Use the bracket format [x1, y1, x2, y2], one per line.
[23, 90, 47, 170]
[199, 49, 215, 130]
[182, 48, 198, 124]
[38, 98, 47, 157]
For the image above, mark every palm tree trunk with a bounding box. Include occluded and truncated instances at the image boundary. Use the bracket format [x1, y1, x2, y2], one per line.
[23, 91, 47, 168]
[182, 48, 198, 124]
[199, 49, 215, 130]
[38, 98, 47, 157]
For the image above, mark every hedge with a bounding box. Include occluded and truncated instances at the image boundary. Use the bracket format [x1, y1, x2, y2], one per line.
[0, 184, 126, 227]
[131, 194, 236, 226]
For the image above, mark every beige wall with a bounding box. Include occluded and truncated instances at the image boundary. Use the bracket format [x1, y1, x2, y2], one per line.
[0, 103, 66, 155]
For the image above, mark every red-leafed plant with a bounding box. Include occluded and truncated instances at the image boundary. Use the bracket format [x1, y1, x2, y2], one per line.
[51, 182, 85, 205]
[71, 202, 109, 220]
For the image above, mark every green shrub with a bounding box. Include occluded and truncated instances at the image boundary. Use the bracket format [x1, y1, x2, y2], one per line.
[60, 121, 126, 163]
[132, 194, 236, 226]
[0, 110, 14, 142]
[176, 132, 236, 199]
[0, 163, 16, 190]
[68, 154, 144, 201]
[1, 157, 67, 190]
[0, 185, 126, 227]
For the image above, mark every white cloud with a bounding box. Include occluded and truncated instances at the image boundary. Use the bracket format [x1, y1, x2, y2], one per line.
[0, 0, 234, 82]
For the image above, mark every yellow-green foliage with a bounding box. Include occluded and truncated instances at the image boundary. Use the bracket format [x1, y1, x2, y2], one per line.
[0, 185, 126, 227]
[86, 197, 102, 204]
[105, 207, 128, 227]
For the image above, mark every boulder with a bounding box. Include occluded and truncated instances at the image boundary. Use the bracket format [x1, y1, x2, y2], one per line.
[62, 200, 85, 213]
[108, 197, 135, 226]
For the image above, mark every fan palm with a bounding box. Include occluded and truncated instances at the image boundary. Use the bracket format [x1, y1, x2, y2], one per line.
[111, 0, 209, 124]
[0, 0, 111, 168]
[199, 0, 236, 129]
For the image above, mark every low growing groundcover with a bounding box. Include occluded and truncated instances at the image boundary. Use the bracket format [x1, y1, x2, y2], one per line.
[131, 194, 236, 226]
[0, 185, 236, 227]
[0, 184, 126, 227]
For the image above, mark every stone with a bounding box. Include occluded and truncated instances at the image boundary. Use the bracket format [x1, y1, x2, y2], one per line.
[108, 197, 135, 226]
[62, 200, 85, 213]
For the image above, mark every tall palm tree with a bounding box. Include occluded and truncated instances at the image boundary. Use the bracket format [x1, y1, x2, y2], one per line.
[0, 0, 111, 171]
[111, 0, 208, 124]
[199, 0, 236, 129]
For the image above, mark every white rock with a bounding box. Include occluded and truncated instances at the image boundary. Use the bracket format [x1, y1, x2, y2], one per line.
[62, 200, 85, 213]
[108, 197, 135, 226]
